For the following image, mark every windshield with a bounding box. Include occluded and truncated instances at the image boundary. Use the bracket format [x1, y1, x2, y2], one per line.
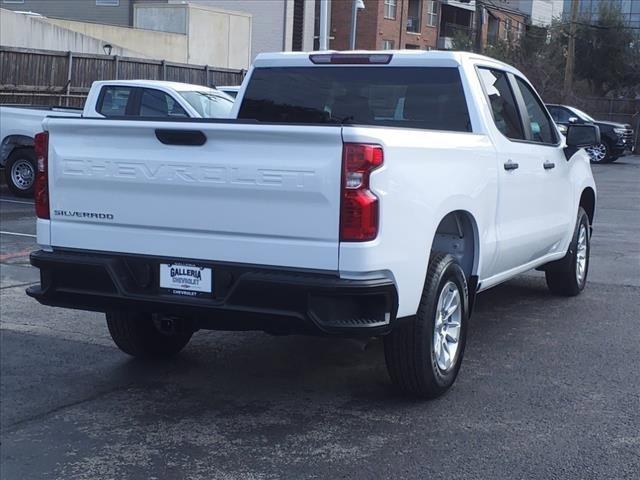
[178, 91, 234, 118]
[238, 67, 471, 132]
[568, 106, 595, 123]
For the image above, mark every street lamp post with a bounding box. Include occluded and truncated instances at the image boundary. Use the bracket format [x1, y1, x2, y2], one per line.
[349, 0, 366, 50]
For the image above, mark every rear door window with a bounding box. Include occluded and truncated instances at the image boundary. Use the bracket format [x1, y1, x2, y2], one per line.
[98, 86, 134, 117]
[238, 67, 471, 132]
[477, 68, 525, 140]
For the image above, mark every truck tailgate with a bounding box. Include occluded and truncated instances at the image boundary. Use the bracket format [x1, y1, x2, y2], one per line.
[44, 119, 343, 271]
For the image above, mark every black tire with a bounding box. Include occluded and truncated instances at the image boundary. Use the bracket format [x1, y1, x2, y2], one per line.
[384, 253, 469, 399]
[545, 207, 590, 296]
[5, 148, 36, 197]
[106, 311, 193, 358]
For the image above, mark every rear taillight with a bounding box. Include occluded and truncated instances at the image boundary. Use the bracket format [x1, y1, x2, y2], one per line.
[340, 143, 383, 242]
[34, 131, 49, 219]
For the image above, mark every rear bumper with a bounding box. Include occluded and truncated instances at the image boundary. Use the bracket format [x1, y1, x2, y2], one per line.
[26, 250, 399, 336]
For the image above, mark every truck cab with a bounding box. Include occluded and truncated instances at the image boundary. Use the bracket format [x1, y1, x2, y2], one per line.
[83, 80, 234, 119]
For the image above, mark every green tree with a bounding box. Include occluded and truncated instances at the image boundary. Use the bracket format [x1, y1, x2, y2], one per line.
[574, 2, 639, 96]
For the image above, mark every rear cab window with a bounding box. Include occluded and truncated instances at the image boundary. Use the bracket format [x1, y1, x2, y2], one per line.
[238, 67, 472, 133]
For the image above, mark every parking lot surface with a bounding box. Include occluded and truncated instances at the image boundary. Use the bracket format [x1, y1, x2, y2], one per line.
[1, 157, 639, 479]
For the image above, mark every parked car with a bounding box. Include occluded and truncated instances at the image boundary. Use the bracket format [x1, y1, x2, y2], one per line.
[0, 105, 82, 196]
[27, 51, 599, 399]
[0, 80, 234, 196]
[547, 104, 634, 163]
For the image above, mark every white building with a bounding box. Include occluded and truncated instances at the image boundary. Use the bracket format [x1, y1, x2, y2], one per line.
[183, 0, 316, 59]
[503, 0, 564, 27]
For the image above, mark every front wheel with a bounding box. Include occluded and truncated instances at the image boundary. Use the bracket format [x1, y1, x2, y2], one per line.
[5, 148, 36, 197]
[545, 207, 591, 296]
[586, 141, 612, 164]
[384, 253, 469, 399]
[106, 311, 194, 358]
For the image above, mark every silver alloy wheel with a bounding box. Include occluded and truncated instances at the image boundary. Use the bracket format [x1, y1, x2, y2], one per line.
[433, 281, 462, 372]
[10, 158, 35, 190]
[586, 143, 607, 163]
[575, 223, 588, 285]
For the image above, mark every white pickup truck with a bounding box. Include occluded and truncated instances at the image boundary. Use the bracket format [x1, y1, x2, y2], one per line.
[27, 51, 599, 398]
[0, 80, 233, 196]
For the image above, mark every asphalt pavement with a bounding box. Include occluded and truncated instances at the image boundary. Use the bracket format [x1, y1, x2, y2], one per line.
[1, 157, 639, 479]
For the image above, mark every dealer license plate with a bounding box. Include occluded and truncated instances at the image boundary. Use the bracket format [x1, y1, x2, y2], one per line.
[160, 263, 212, 297]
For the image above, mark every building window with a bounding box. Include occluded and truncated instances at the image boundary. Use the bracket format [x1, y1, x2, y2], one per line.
[503, 17, 512, 41]
[384, 0, 397, 20]
[382, 40, 395, 50]
[426, 0, 438, 27]
[96, 0, 119, 6]
[516, 22, 523, 39]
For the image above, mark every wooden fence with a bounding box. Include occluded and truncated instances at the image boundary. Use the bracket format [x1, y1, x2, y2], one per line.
[0, 46, 246, 107]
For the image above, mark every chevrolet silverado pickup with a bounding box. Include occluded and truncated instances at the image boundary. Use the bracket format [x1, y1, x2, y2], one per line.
[0, 80, 233, 196]
[27, 51, 600, 398]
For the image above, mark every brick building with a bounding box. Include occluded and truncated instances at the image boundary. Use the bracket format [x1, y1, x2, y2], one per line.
[329, 0, 440, 50]
[481, 2, 528, 48]
[327, 0, 528, 52]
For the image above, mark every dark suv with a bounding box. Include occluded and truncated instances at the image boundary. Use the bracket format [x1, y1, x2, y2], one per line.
[547, 104, 635, 163]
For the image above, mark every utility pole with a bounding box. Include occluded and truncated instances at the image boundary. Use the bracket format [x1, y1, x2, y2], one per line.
[319, 0, 329, 50]
[563, 0, 579, 101]
[474, 0, 484, 54]
[349, 0, 365, 50]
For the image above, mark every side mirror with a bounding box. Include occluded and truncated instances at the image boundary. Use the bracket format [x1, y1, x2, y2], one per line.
[564, 124, 600, 160]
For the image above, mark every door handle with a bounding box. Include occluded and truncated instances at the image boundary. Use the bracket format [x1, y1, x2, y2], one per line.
[503, 160, 519, 171]
[543, 161, 556, 170]
[155, 129, 206, 146]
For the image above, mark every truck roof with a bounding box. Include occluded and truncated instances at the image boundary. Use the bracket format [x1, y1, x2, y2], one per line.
[252, 50, 519, 74]
[90, 79, 216, 92]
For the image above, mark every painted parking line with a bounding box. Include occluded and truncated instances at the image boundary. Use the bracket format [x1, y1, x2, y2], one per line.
[0, 198, 34, 205]
[0, 231, 36, 238]
[0, 247, 34, 262]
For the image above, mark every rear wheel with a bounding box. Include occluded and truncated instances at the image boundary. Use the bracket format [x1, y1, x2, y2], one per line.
[5, 148, 36, 197]
[106, 311, 193, 358]
[545, 207, 590, 296]
[384, 253, 468, 399]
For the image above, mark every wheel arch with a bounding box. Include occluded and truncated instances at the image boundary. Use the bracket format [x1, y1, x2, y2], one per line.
[579, 187, 596, 227]
[431, 210, 480, 280]
[430, 209, 480, 316]
[1, 134, 34, 164]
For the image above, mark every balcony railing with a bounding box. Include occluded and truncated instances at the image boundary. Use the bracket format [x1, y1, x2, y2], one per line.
[439, 22, 472, 39]
[438, 23, 473, 50]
